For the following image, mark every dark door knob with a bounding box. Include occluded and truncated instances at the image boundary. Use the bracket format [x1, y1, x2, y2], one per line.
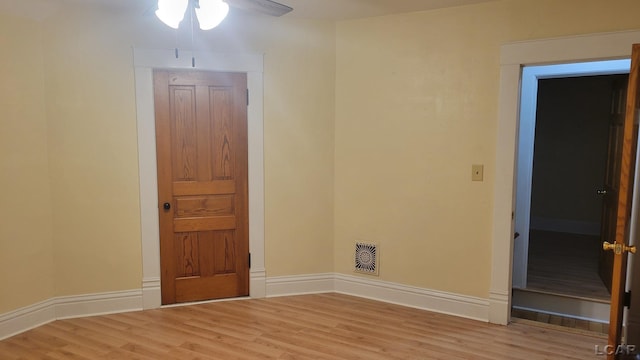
[163, 202, 171, 210]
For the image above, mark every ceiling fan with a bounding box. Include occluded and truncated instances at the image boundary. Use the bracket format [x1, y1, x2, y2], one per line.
[155, 0, 293, 30]
[224, 0, 293, 17]
[153, 0, 292, 67]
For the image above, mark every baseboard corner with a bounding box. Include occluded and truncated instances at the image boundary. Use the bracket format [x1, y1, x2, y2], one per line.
[265, 272, 490, 322]
[0, 299, 56, 341]
[0, 289, 143, 340]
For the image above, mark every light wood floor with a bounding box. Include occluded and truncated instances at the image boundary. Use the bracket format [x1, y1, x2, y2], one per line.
[0, 293, 606, 359]
[527, 230, 610, 301]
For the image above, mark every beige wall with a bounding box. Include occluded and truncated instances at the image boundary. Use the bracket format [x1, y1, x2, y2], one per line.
[4, 0, 640, 314]
[40, 4, 336, 294]
[335, 2, 503, 298]
[42, 6, 143, 296]
[334, 0, 640, 298]
[262, 24, 336, 275]
[0, 2, 335, 310]
[0, 14, 54, 313]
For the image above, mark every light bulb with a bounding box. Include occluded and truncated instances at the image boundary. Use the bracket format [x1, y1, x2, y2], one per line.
[156, 0, 189, 29]
[195, 0, 229, 30]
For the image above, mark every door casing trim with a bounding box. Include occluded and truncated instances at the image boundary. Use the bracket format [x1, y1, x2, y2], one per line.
[492, 30, 640, 324]
[133, 49, 266, 309]
[512, 59, 631, 289]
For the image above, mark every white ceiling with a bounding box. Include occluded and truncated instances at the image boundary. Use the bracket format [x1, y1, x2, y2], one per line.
[0, 0, 494, 21]
[0, 0, 59, 21]
[279, 0, 493, 20]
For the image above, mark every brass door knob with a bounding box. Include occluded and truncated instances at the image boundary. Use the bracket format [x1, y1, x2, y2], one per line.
[603, 241, 637, 255]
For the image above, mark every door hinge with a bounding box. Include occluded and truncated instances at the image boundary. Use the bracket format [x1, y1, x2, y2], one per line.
[246, 89, 249, 106]
[248, 253, 251, 268]
[625, 291, 632, 308]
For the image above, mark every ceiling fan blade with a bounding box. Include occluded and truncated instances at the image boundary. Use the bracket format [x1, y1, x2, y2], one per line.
[225, 0, 293, 17]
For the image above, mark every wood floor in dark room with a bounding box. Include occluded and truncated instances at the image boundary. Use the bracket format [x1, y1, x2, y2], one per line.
[0, 293, 605, 359]
[526, 230, 610, 301]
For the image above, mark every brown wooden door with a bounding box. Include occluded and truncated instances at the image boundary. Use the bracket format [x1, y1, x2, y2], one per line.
[599, 77, 628, 292]
[606, 44, 640, 360]
[154, 70, 249, 305]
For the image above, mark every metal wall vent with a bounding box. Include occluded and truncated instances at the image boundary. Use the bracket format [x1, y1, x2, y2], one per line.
[354, 242, 379, 275]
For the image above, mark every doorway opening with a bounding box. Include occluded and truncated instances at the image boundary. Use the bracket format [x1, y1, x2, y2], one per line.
[511, 59, 631, 331]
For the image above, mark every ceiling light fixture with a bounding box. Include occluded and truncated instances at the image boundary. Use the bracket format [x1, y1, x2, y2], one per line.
[195, 0, 229, 30]
[156, 0, 229, 30]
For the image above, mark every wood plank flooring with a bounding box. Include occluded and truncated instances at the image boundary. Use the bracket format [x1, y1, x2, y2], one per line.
[0, 293, 606, 359]
[527, 230, 610, 301]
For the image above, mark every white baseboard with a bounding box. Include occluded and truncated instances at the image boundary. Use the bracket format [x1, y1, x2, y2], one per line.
[2, 273, 492, 340]
[488, 290, 510, 325]
[0, 289, 142, 340]
[530, 217, 600, 236]
[55, 290, 143, 320]
[0, 298, 56, 341]
[266, 273, 489, 322]
[266, 273, 334, 297]
[142, 277, 161, 310]
[250, 269, 267, 298]
[334, 274, 489, 322]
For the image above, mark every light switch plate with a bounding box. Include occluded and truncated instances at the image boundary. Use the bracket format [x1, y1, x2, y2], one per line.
[472, 164, 484, 181]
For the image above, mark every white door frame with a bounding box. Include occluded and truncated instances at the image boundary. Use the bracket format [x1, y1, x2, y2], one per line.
[512, 60, 631, 289]
[490, 30, 640, 324]
[133, 49, 266, 309]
